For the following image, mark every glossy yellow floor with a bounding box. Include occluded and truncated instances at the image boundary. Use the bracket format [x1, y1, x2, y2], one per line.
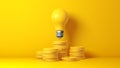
[0, 58, 120, 68]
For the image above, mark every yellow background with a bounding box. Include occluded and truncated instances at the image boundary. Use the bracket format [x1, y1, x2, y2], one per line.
[0, 0, 120, 58]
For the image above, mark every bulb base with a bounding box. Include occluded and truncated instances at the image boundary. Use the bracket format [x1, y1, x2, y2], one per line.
[56, 30, 64, 38]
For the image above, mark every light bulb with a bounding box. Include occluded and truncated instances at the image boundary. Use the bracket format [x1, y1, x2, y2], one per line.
[51, 9, 68, 39]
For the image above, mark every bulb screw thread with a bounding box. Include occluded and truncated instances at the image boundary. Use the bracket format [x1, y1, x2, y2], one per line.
[56, 30, 64, 39]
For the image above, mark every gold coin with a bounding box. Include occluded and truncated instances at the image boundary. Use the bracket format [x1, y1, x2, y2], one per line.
[70, 53, 84, 56]
[36, 51, 43, 59]
[62, 57, 78, 61]
[43, 55, 59, 58]
[60, 53, 68, 57]
[36, 55, 42, 59]
[54, 45, 68, 48]
[42, 52, 58, 55]
[70, 46, 84, 54]
[71, 56, 85, 60]
[43, 48, 59, 54]
[43, 58, 59, 61]
[70, 46, 84, 49]
[53, 41, 67, 45]
[43, 48, 58, 51]
[70, 50, 85, 52]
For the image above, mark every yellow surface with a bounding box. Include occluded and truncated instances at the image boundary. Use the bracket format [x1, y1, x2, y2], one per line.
[0, 58, 119, 68]
[0, 0, 120, 58]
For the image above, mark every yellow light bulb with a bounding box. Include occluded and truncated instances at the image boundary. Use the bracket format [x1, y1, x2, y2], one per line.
[51, 9, 68, 38]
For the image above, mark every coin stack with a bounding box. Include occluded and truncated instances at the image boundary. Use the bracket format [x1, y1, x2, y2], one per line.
[62, 56, 78, 61]
[70, 46, 85, 60]
[53, 41, 69, 59]
[42, 48, 59, 61]
[36, 51, 43, 59]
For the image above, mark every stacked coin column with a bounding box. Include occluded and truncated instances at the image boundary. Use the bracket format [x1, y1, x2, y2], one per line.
[42, 48, 59, 61]
[70, 46, 85, 60]
[53, 41, 69, 60]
